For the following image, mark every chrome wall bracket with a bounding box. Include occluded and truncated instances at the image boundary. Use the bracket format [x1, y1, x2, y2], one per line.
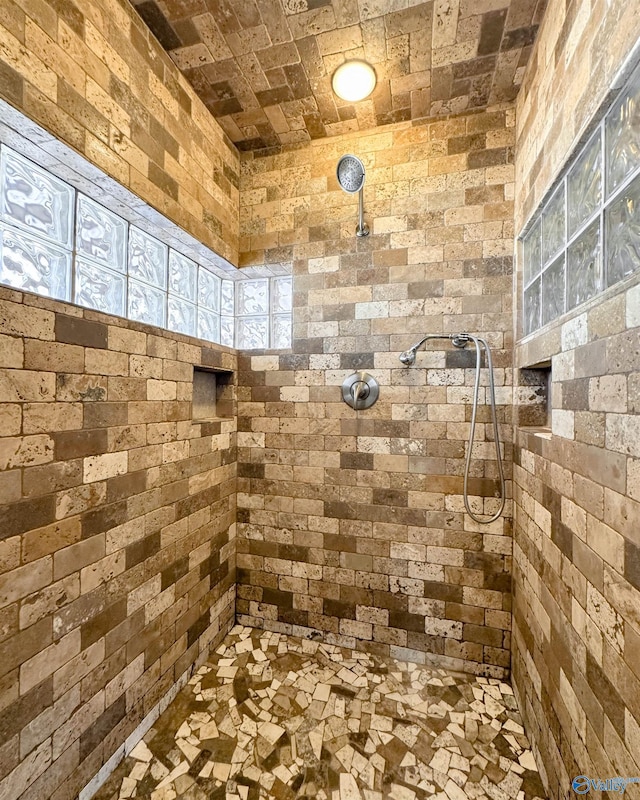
[342, 371, 379, 410]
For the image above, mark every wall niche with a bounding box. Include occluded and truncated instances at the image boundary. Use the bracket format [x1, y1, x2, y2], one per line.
[193, 366, 234, 420]
[517, 362, 552, 428]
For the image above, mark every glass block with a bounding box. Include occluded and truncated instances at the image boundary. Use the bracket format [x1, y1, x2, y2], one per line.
[0, 226, 71, 300]
[522, 217, 541, 286]
[167, 296, 197, 336]
[237, 278, 269, 315]
[568, 129, 602, 237]
[272, 314, 292, 349]
[567, 220, 601, 311]
[220, 315, 234, 348]
[128, 227, 167, 288]
[523, 277, 541, 335]
[271, 276, 293, 312]
[221, 280, 234, 315]
[606, 66, 640, 197]
[198, 308, 220, 344]
[198, 267, 221, 312]
[168, 250, 197, 302]
[128, 279, 166, 327]
[76, 195, 127, 271]
[0, 147, 74, 246]
[75, 258, 125, 316]
[236, 315, 269, 349]
[606, 172, 640, 286]
[541, 254, 565, 326]
[542, 183, 565, 265]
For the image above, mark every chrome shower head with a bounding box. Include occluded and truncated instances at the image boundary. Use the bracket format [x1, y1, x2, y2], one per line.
[399, 348, 417, 366]
[337, 154, 369, 237]
[398, 332, 472, 367]
[336, 154, 365, 193]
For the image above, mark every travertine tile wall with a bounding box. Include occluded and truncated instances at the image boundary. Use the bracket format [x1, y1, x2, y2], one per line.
[0, 0, 240, 265]
[0, 287, 237, 800]
[236, 110, 517, 675]
[128, 0, 544, 151]
[513, 0, 640, 796]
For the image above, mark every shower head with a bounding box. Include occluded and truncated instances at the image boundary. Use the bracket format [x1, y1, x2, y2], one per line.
[337, 154, 369, 236]
[336, 154, 366, 194]
[399, 348, 417, 366]
[399, 333, 473, 366]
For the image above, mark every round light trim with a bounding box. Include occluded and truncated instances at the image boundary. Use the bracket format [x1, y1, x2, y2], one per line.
[331, 60, 377, 103]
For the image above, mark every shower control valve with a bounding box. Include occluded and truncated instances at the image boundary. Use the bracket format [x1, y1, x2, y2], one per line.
[342, 371, 379, 410]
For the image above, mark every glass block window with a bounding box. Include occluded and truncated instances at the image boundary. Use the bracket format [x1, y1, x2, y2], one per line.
[221, 280, 235, 315]
[0, 143, 293, 349]
[236, 279, 269, 316]
[168, 251, 197, 302]
[128, 227, 167, 289]
[76, 195, 127, 270]
[75, 258, 126, 316]
[0, 226, 72, 301]
[520, 57, 640, 336]
[235, 276, 292, 349]
[220, 315, 234, 348]
[199, 268, 221, 312]
[1, 148, 74, 247]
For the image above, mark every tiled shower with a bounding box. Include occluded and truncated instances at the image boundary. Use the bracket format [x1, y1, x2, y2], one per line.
[0, 0, 639, 799]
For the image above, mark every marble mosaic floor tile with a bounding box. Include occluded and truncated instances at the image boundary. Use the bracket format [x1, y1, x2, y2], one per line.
[93, 626, 547, 800]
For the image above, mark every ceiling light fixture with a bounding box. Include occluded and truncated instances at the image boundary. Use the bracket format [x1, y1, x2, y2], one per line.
[331, 60, 377, 103]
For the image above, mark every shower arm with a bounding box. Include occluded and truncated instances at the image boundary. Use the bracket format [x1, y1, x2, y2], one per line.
[356, 188, 369, 237]
[399, 333, 469, 364]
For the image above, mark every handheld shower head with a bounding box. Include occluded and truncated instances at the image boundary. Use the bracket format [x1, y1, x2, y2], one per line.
[399, 348, 417, 366]
[337, 154, 369, 237]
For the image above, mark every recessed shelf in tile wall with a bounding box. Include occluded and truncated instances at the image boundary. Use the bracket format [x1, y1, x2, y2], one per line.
[517, 363, 552, 428]
[192, 366, 234, 421]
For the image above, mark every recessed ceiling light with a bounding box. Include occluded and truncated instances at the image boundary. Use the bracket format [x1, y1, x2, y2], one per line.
[331, 60, 377, 103]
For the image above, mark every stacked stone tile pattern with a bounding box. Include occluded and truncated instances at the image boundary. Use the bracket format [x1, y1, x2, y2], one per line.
[237, 110, 516, 675]
[0, 288, 237, 800]
[512, 0, 640, 796]
[93, 625, 547, 800]
[129, 0, 545, 152]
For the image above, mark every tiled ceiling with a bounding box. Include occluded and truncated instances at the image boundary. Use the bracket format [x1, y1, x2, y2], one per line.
[130, 0, 546, 153]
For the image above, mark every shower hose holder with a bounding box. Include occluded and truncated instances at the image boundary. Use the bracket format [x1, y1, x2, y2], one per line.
[342, 371, 379, 410]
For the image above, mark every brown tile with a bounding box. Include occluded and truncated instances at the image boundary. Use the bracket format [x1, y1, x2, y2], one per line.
[53, 429, 109, 461]
[55, 314, 107, 347]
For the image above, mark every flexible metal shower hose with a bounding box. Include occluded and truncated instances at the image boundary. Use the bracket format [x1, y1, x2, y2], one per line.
[464, 335, 506, 524]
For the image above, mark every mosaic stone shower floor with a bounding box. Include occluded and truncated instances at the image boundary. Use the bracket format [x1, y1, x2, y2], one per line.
[94, 626, 546, 800]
